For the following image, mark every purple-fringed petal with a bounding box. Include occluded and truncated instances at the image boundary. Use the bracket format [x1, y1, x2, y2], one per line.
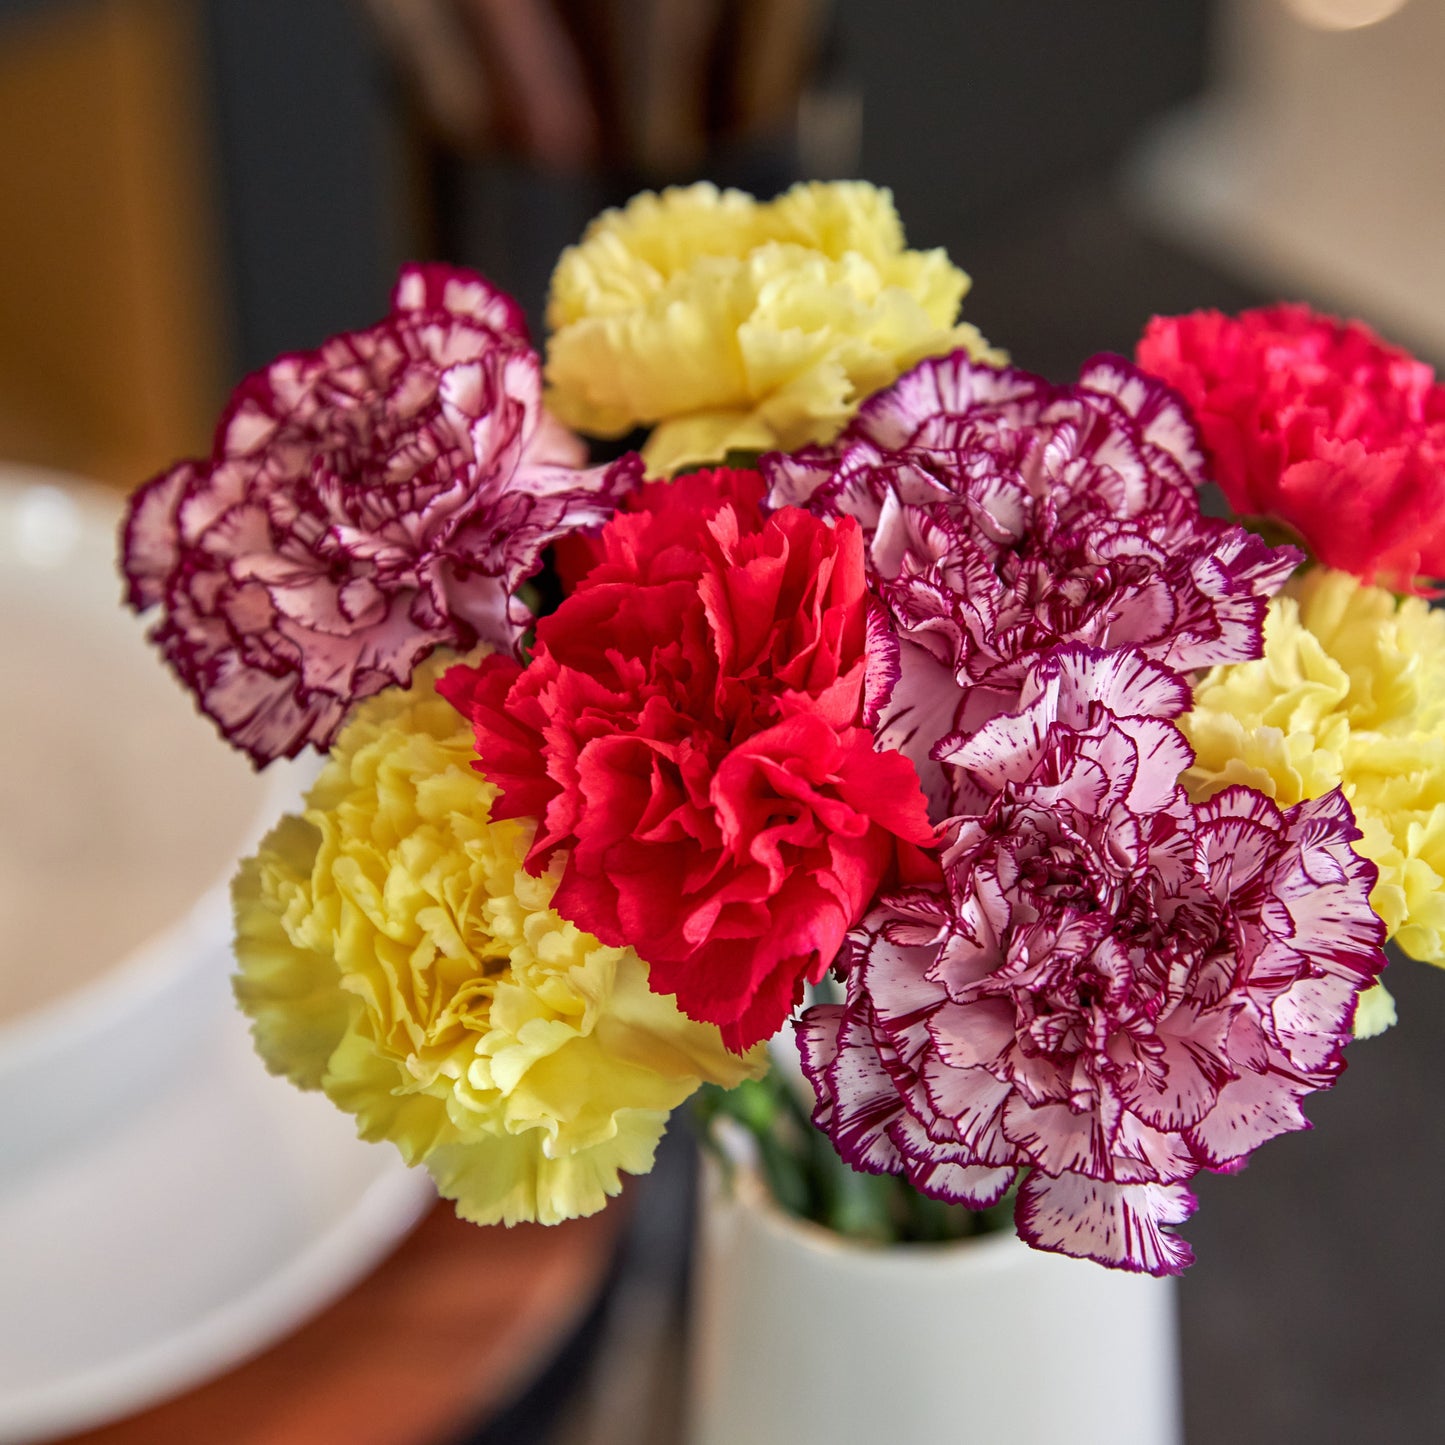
[874, 638, 968, 817]
[1118, 1000, 1235, 1132]
[1016, 1172, 1197, 1276]
[1003, 1095, 1116, 1179]
[390, 260, 530, 341]
[795, 1002, 844, 1087]
[803, 632, 1382, 1274]
[889, 1107, 1016, 1206]
[804, 1001, 909, 1176]
[925, 996, 1017, 1074]
[1274, 792, 1389, 975]
[861, 594, 902, 728]
[1076, 353, 1211, 498]
[760, 447, 838, 511]
[1185, 1067, 1314, 1171]
[765, 350, 1298, 799]
[918, 1055, 1015, 1161]
[121, 464, 193, 609]
[906, 1160, 1016, 1209]
[120, 264, 624, 765]
[1022, 645, 1193, 724]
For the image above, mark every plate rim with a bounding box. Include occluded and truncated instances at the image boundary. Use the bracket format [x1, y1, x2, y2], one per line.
[0, 1033, 433, 1445]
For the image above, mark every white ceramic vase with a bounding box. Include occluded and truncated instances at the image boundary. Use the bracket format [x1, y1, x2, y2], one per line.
[687, 1162, 1182, 1445]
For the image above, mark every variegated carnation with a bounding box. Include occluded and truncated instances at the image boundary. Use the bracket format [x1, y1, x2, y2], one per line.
[799, 648, 1386, 1274]
[233, 662, 763, 1226]
[764, 354, 1299, 815]
[123, 263, 636, 766]
[545, 181, 999, 476]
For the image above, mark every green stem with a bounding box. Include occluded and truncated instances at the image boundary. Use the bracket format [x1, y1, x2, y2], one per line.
[695, 1069, 1016, 1246]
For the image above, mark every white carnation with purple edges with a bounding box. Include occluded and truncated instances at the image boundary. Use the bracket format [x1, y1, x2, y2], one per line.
[763, 352, 1300, 815]
[797, 646, 1386, 1275]
[122, 263, 637, 766]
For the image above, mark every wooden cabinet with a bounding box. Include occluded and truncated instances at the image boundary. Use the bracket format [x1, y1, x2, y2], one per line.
[0, 0, 223, 487]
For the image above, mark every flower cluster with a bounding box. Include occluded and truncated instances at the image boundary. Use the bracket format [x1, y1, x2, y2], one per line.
[764, 352, 1297, 815]
[442, 468, 937, 1053]
[770, 336, 1403, 1271]
[123, 263, 636, 765]
[233, 662, 763, 1225]
[545, 181, 999, 475]
[1137, 304, 1445, 595]
[112, 184, 1430, 1269]
[799, 648, 1385, 1273]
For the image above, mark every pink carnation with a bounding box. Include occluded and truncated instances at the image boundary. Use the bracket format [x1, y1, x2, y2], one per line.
[763, 353, 1298, 814]
[121, 263, 636, 765]
[1137, 304, 1445, 594]
[798, 646, 1386, 1275]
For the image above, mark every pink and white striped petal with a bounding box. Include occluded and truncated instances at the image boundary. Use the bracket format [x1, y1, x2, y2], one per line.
[1017, 1172, 1198, 1276]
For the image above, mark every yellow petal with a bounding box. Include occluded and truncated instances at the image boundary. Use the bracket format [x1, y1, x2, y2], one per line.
[232, 657, 766, 1226]
[1182, 567, 1445, 966]
[545, 180, 995, 471]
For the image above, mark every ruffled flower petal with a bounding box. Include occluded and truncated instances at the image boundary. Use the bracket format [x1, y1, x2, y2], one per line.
[1137, 304, 1445, 594]
[545, 181, 999, 474]
[232, 662, 762, 1226]
[1182, 567, 1445, 971]
[443, 468, 937, 1052]
[763, 353, 1299, 818]
[801, 644, 1386, 1273]
[1016, 1173, 1197, 1277]
[122, 263, 635, 766]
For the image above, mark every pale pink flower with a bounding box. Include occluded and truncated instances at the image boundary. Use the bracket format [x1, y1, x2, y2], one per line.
[799, 646, 1386, 1274]
[122, 264, 636, 765]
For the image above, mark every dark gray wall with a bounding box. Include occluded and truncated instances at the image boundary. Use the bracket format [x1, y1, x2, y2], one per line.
[194, 0, 1211, 378]
[198, 0, 397, 374]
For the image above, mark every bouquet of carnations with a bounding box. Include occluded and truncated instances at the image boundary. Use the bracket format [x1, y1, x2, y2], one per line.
[120, 182, 1445, 1276]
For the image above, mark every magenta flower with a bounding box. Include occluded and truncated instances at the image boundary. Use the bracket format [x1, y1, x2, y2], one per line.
[798, 647, 1386, 1274]
[121, 263, 637, 766]
[763, 353, 1298, 814]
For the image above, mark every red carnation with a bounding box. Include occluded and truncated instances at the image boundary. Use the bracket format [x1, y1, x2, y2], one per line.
[440, 468, 937, 1051]
[1137, 304, 1445, 595]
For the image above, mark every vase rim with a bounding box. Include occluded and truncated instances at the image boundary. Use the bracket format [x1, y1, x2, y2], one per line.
[709, 1155, 1023, 1269]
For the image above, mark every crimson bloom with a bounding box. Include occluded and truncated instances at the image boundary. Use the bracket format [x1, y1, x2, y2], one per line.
[799, 646, 1386, 1274]
[121, 263, 635, 765]
[440, 468, 937, 1052]
[1137, 304, 1445, 595]
[764, 352, 1297, 815]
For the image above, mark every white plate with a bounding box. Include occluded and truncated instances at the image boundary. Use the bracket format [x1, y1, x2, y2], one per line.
[0, 466, 309, 1176]
[0, 951, 433, 1444]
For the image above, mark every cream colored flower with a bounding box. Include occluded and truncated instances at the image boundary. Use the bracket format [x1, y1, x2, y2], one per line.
[1182, 568, 1445, 996]
[545, 180, 999, 475]
[233, 662, 763, 1225]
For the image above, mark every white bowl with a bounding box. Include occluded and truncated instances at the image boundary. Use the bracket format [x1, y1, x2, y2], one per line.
[0, 465, 304, 1175]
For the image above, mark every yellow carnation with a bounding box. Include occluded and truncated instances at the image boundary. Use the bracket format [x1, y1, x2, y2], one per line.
[1181, 567, 1445, 975]
[545, 180, 1000, 475]
[233, 664, 764, 1226]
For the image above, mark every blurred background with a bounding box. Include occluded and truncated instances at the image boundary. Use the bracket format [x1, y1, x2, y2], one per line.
[0, 1, 1441, 1441]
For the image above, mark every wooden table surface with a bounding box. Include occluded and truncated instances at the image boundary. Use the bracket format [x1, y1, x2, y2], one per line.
[57, 1202, 620, 1445]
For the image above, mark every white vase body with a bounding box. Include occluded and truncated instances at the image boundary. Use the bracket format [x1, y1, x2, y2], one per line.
[687, 1165, 1182, 1445]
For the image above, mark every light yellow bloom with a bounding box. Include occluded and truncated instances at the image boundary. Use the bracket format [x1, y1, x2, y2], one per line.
[233, 663, 763, 1226]
[1181, 568, 1445, 989]
[545, 180, 1000, 475]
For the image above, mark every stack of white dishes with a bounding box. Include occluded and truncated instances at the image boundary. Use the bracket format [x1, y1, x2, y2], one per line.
[0, 467, 431, 1444]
